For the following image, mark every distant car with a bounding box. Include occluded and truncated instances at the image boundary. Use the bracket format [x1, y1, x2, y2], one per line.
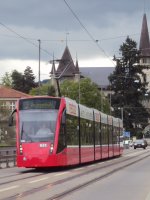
[133, 139, 147, 149]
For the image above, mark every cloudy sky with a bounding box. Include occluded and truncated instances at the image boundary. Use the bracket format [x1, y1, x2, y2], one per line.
[0, 0, 150, 81]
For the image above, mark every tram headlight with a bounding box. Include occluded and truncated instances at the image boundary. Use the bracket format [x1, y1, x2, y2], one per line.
[50, 144, 54, 154]
[23, 156, 27, 161]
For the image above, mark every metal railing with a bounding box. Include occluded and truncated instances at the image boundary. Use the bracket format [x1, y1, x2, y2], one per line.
[0, 149, 16, 168]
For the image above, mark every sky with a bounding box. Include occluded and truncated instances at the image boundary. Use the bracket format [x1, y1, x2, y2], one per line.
[0, 0, 150, 81]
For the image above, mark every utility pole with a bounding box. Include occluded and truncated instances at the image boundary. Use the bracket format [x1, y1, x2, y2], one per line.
[38, 39, 41, 87]
[49, 59, 72, 97]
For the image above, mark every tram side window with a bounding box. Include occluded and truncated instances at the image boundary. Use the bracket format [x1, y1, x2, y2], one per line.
[118, 127, 122, 141]
[113, 127, 118, 144]
[120, 127, 123, 137]
[108, 124, 113, 145]
[66, 115, 79, 145]
[95, 122, 100, 145]
[80, 118, 94, 145]
[101, 124, 108, 145]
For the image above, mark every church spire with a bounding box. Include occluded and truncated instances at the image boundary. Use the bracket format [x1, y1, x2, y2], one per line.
[139, 13, 150, 57]
[55, 45, 76, 78]
[50, 53, 56, 75]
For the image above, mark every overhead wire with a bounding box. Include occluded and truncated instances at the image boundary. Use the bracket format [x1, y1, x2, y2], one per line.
[0, 22, 38, 48]
[0, 30, 142, 56]
[0, 21, 55, 59]
[63, 0, 116, 66]
[0, 5, 142, 66]
[0, 32, 140, 42]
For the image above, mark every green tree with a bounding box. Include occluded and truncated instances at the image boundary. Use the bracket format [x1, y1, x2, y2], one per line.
[60, 78, 110, 113]
[1, 72, 12, 87]
[109, 36, 149, 136]
[23, 66, 37, 93]
[30, 82, 56, 96]
[11, 70, 24, 91]
[11, 66, 37, 93]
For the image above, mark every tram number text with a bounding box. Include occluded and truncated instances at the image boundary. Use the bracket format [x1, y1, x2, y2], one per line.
[39, 144, 47, 148]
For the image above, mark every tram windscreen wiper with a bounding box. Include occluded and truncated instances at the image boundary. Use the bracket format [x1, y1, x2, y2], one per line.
[21, 123, 33, 142]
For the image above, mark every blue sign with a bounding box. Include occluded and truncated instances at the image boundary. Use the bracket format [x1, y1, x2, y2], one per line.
[123, 131, 130, 138]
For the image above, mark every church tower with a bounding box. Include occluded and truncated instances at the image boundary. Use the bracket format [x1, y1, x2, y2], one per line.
[139, 13, 150, 66]
[50, 46, 80, 83]
[50, 46, 80, 96]
[139, 13, 150, 91]
[55, 45, 79, 83]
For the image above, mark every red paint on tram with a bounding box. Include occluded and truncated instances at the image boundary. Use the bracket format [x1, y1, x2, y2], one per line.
[9, 96, 123, 168]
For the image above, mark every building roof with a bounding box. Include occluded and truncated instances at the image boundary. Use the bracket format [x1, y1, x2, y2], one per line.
[49, 45, 114, 88]
[0, 86, 30, 99]
[55, 46, 78, 77]
[139, 13, 150, 57]
[80, 67, 115, 88]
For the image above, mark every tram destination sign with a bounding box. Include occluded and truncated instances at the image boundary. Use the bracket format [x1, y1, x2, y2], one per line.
[19, 98, 60, 110]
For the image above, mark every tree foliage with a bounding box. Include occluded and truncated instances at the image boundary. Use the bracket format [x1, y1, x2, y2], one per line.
[1, 72, 12, 87]
[11, 66, 37, 93]
[29, 82, 56, 96]
[23, 66, 37, 93]
[109, 36, 150, 136]
[60, 78, 110, 113]
[11, 70, 23, 91]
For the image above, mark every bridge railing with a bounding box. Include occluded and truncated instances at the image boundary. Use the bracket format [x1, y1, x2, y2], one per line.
[0, 149, 16, 168]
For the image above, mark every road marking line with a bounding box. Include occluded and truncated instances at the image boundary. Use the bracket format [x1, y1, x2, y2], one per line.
[98, 162, 105, 164]
[124, 152, 143, 157]
[73, 168, 82, 171]
[0, 185, 19, 193]
[29, 177, 48, 183]
[55, 172, 69, 176]
[87, 164, 96, 167]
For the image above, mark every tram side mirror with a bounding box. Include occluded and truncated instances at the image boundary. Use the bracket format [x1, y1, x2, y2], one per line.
[62, 110, 66, 125]
[8, 109, 16, 126]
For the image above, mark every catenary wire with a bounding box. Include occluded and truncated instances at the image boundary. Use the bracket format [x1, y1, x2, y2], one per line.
[63, 0, 116, 66]
[0, 21, 56, 59]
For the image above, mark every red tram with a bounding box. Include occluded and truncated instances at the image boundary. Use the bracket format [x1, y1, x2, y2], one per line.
[9, 96, 123, 168]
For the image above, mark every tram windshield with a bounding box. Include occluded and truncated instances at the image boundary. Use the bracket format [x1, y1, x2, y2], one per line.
[19, 109, 58, 142]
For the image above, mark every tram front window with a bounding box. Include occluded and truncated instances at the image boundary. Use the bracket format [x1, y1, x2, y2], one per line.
[19, 110, 58, 142]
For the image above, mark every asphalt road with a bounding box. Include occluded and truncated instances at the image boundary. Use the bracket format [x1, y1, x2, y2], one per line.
[0, 147, 150, 200]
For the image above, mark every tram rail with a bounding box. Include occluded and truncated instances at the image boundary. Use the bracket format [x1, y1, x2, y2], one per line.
[1, 149, 150, 200]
